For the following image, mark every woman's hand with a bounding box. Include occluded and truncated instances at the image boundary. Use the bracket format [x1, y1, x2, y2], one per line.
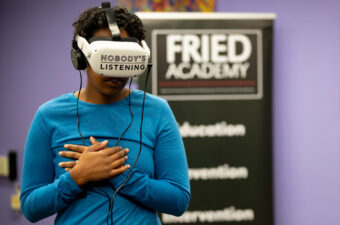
[59, 138, 130, 186]
[59, 137, 102, 171]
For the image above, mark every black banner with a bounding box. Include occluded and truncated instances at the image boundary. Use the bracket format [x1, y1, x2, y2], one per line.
[138, 12, 275, 225]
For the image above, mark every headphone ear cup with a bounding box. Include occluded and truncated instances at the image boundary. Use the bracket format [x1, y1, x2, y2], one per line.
[71, 48, 87, 70]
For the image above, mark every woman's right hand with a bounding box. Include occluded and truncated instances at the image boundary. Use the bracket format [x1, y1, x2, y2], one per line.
[67, 140, 130, 186]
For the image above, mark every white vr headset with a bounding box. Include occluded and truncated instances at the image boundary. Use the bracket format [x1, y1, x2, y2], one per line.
[71, 2, 150, 78]
[73, 35, 150, 77]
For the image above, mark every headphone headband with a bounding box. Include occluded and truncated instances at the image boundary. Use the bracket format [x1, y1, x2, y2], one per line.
[101, 2, 121, 41]
[89, 36, 140, 45]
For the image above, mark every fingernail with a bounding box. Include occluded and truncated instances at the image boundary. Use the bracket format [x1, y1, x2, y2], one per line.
[64, 144, 69, 148]
[59, 162, 63, 167]
[90, 136, 94, 140]
[125, 156, 128, 160]
[126, 164, 130, 168]
[102, 140, 108, 144]
[59, 152, 63, 156]
[125, 148, 129, 153]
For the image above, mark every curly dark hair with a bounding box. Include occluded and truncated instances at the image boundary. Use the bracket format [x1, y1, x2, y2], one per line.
[72, 6, 145, 41]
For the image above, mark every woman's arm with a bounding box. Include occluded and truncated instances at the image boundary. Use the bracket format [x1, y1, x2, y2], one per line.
[20, 110, 83, 222]
[20, 110, 129, 222]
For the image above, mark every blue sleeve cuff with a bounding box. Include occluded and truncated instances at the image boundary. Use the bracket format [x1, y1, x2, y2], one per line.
[55, 172, 83, 198]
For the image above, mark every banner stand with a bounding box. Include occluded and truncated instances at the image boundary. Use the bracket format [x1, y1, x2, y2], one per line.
[138, 12, 276, 225]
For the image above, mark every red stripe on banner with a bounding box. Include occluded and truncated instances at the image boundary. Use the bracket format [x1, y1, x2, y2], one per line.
[158, 80, 256, 87]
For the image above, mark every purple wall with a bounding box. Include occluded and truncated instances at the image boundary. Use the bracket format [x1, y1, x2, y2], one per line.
[0, 0, 339, 225]
[216, 1, 340, 225]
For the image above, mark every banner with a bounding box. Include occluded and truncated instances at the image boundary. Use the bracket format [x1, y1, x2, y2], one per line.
[137, 12, 275, 225]
[152, 29, 262, 100]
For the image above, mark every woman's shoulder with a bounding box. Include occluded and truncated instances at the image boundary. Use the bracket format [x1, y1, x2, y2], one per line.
[38, 93, 75, 114]
[132, 89, 169, 108]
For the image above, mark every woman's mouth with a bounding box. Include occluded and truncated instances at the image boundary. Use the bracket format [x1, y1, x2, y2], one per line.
[103, 78, 124, 87]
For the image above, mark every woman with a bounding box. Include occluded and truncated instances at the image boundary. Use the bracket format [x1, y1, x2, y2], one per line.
[20, 5, 190, 225]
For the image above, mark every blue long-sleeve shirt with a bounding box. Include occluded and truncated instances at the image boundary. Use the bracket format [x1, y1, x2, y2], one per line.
[20, 90, 190, 225]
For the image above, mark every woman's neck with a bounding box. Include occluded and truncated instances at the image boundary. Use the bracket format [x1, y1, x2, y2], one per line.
[75, 87, 130, 104]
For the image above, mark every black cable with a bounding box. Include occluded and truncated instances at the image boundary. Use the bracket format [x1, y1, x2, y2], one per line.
[76, 65, 152, 225]
[77, 70, 86, 146]
[76, 70, 112, 225]
[115, 78, 134, 146]
[110, 64, 151, 225]
[91, 187, 112, 225]
[108, 77, 134, 225]
[75, 73, 135, 225]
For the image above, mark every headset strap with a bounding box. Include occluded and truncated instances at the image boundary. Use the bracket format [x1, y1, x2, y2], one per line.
[102, 2, 121, 41]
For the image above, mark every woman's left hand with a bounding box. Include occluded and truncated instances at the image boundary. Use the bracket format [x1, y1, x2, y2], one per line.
[59, 137, 108, 171]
